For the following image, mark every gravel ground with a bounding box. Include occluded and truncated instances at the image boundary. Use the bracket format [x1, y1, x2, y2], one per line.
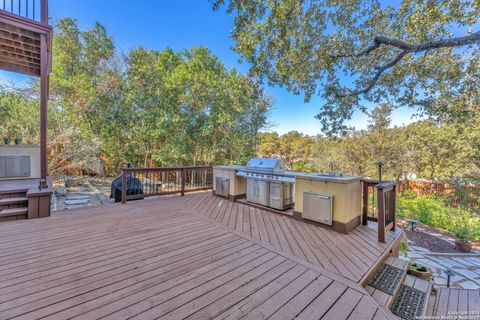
[52, 176, 115, 211]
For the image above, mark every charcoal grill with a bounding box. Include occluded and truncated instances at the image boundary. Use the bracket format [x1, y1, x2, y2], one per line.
[110, 174, 144, 202]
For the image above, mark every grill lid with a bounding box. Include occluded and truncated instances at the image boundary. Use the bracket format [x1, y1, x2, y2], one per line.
[246, 158, 285, 172]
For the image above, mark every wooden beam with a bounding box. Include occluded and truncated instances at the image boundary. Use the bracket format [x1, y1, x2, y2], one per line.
[0, 10, 52, 34]
[0, 53, 40, 69]
[0, 48, 40, 64]
[0, 59, 39, 76]
[0, 29, 41, 46]
[0, 21, 41, 39]
[41, 0, 48, 24]
[0, 35, 40, 54]
[0, 43, 41, 58]
[39, 33, 48, 188]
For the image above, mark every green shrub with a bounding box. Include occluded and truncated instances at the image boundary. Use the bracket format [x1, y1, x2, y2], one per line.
[397, 195, 480, 241]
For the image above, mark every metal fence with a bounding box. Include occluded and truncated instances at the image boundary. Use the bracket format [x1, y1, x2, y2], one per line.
[121, 166, 213, 204]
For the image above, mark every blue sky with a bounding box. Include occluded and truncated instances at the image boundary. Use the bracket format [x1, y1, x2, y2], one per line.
[0, 0, 419, 135]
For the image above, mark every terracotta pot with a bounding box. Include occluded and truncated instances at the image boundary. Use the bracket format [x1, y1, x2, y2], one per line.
[455, 240, 472, 253]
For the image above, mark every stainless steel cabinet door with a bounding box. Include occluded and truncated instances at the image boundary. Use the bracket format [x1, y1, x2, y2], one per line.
[302, 192, 333, 225]
[269, 182, 283, 209]
[5, 156, 30, 177]
[257, 180, 270, 206]
[215, 177, 229, 197]
[246, 179, 257, 203]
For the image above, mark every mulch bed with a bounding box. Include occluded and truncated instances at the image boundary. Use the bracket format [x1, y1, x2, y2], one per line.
[401, 227, 462, 253]
[398, 221, 480, 253]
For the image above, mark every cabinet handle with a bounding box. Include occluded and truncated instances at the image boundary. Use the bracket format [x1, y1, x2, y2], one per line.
[317, 195, 330, 199]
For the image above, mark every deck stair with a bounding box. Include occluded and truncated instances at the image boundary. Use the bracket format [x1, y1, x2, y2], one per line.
[366, 256, 433, 320]
[366, 256, 409, 308]
[0, 189, 29, 221]
[392, 274, 433, 319]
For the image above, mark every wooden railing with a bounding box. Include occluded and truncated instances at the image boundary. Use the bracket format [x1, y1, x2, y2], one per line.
[0, 0, 47, 23]
[121, 166, 213, 204]
[362, 179, 397, 243]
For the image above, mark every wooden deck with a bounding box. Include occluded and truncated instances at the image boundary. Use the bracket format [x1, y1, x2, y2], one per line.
[0, 192, 400, 319]
[430, 288, 480, 318]
[183, 192, 403, 283]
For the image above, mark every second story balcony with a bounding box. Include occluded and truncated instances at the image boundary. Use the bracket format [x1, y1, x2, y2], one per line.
[0, 0, 47, 23]
[0, 0, 51, 76]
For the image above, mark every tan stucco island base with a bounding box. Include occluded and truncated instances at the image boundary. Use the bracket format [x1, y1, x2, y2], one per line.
[294, 176, 363, 233]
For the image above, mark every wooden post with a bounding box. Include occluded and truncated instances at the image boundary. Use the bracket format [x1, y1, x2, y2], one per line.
[181, 168, 186, 196]
[362, 182, 369, 225]
[40, 0, 48, 24]
[390, 185, 396, 231]
[121, 170, 127, 204]
[39, 33, 48, 189]
[377, 185, 386, 243]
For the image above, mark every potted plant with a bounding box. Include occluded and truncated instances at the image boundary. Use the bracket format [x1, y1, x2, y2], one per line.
[14, 138, 21, 145]
[3, 137, 9, 145]
[408, 263, 432, 280]
[453, 228, 473, 252]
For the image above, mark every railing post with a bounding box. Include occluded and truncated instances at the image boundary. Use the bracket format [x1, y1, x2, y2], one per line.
[390, 185, 396, 231]
[181, 168, 186, 196]
[362, 181, 369, 225]
[121, 170, 127, 204]
[377, 185, 386, 243]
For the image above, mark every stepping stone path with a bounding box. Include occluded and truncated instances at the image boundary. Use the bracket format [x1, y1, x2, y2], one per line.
[405, 245, 480, 290]
[65, 193, 91, 207]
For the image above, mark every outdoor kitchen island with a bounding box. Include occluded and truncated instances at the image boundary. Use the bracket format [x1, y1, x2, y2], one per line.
[213, 158, 363, 234]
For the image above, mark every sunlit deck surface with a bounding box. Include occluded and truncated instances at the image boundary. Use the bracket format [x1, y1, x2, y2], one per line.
[430, 288, 480, 318]
[0, 192, 401, 319]
[189, 193, 402, 283]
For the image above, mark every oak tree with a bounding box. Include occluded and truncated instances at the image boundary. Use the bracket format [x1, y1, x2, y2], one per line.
[213, 0, 480, 134]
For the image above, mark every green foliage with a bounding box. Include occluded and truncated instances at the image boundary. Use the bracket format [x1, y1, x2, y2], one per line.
[0, 18, 271, 176]
[397, 195, 480, 241]
[399, 242, 408, 258]
[213, 0, 480, 134]
[401, 189, 417, 200]
[0, 89, 39, 144]
[256, 105, 480, 181]
[406, 120, 478, 180]
[453, 227, 474, 242]
[125, 46, 271, 168]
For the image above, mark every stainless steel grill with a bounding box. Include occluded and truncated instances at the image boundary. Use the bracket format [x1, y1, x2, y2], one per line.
[236, 158, 295, 183]
[237, 158, 294, 210]
[244, 158, 285, 172]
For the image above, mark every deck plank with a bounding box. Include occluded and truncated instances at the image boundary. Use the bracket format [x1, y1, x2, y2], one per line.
[0, 192, 397, 320]
[268, 275, 332, 320]
[185, 260, 298, 320]
[431, 288, 480, 318]
[186, 194, 401, 283]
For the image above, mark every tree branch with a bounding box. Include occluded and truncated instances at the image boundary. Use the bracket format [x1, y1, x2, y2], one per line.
[331, 31, 480, 97]
[336, 50, 408, 97]
[371, 31, 480, 53]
